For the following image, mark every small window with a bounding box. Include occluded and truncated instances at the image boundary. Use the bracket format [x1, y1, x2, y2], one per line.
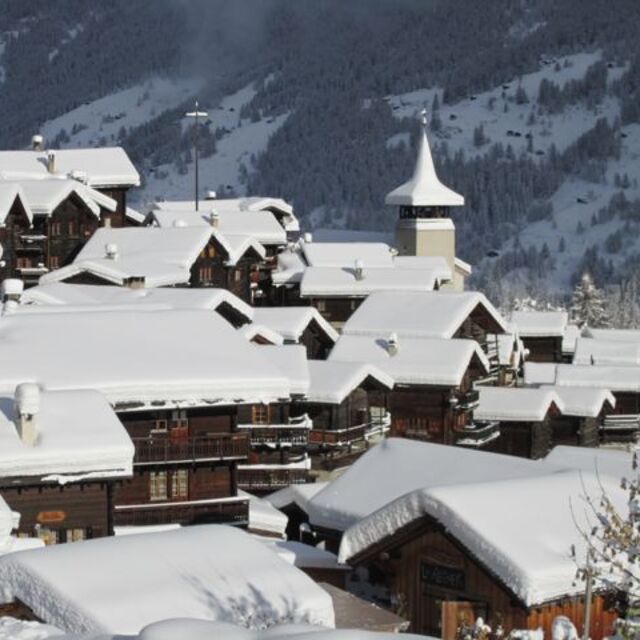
[171, 469, 189, 499]
[152, 419, 168, 433]
[16, 257, 31, 269]
[66, 528, 86, 543]
[252, 404, 270, 425]
[68, 221, 76, 235]
[234, 270, 242, 283]
[208, 245, 216, 258]
[50, 222, 61, 237]
[199, 266, 213, 282]
[149, 471, 168, 502]
[316, 300, 326, 313]
[49, 256, 59, 269]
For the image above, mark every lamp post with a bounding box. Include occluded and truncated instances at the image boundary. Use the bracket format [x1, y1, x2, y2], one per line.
[185, 100, 208, 211]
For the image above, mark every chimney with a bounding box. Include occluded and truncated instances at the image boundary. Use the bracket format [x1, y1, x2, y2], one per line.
[103, 216, 112, 229]
[209, 211, 219, 228]
[105, 243, 119, 260]
[31, 135, 44, 151]
[387, 332, 399, 357]
[303, 232, 312, 243]
[1, 279, 24, 304]
[205, 190, 217, 201]
[46, 151, 56, 174]
[14, 383, 41, 447]
[354, 259, 364, 281]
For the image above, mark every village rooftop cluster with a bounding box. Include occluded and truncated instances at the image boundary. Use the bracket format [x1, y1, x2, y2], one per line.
[0, 123, 636, 640]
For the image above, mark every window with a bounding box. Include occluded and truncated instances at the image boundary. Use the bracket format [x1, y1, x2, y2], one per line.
[199, 266, 213, 283]
[252, 404, 270, 425]
[49, 256, 59, 269]
[36, 527, 59, 546]
[171, 469, 189, 499]
[207, 245, 216, 258]
[316, 300, 326, 313]
[68, 221, 76, 235]
[234, 269, 242, 282]
[149, 471, 168, 501]
[50, 222, 61, 236]
[152, 419, 168, 433]
[16, 257, 31, 269]
[66, 528, 86, 543]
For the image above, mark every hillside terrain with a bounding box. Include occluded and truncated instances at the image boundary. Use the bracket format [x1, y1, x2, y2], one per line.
[1, 0, 640, 304]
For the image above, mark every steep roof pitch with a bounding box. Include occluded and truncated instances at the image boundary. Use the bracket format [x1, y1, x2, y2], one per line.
[385, 124, 464, 207]
[329, 335, 489, 386]
[252, 306, 339, 343]
[539, 385, 615, 417]
[341, 290, 507, 339]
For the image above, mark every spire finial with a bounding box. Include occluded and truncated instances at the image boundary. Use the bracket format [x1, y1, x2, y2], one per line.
[420, 108, 428, 128]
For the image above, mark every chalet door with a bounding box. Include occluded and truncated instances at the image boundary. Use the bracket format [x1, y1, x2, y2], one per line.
[441, 600, 488, 640]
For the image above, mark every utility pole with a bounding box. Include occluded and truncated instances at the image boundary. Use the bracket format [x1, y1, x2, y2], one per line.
[185, 100, 208, 211]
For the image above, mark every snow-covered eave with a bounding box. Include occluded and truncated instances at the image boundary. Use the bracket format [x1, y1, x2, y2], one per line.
[454, 257, 472, 276]
[241, 323, 285, 346]
[304, 365, 395, 404]
[339, 488, 579, 609]
[8, 463, 133, 485]
[0, 188, 34, 225]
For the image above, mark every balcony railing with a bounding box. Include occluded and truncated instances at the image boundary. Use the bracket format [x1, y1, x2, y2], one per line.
[310, 413, 391, 447]
[450, 388, 480, 411]
[601, 414, 640, 442]
[454, 421, 501, 447]
[114, 497, 249, 527]
[237, 425, 310, 447]
[237, 467, 309, 491]
[132, 434, 249, 465]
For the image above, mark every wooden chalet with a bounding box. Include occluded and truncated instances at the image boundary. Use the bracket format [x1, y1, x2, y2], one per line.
[0, 386, 133, 545]
[292, 360, 393, 453]
[339, 471, 623, 640]
[511, 310, 568, 363]
[0, 308, 293, 533]
[476, 387, 562, 459]
[329, 335, 497, 448]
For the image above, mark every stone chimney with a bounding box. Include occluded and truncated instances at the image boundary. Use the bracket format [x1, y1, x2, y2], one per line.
[32, 135, 44, 151]
[205, 190, 217, 201]
[387, 332, 399, 357]
[14, 383, 41, 447]
[354, 259, 364, 281]
[1, 279, 24, 304]
[46, 152, 56, 174]
[303, 232, 312, 243]
[209, 211, 219, 228]
[105, 243, 119, 260]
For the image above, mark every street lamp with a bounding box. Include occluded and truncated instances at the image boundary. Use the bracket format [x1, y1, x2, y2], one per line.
[185, 100, 209, 211]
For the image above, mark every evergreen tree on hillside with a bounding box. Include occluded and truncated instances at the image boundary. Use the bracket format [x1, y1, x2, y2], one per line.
[570, 272, 610, 328]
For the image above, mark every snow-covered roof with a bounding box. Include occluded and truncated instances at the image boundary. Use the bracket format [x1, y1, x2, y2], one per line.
[300, 242, 394, 268]
[21, 282, 254, 322]
[555, 364, 640, 393]
[542, 445, 633, 481]
[329, 335, 489, 387]
[339, 471, 626, 606]
[269, 540, 346, 571]
[393, 255, 452, 281]
[539, 385, 615, 417]
[252, 307, 339, 344]
[341, 291, 507, 339]
[0, 388, 133, 481]
[385, 125, 464, 207]
[510, 310, 568, 337]
[0, 183, 32, 225]
[573, 337, 640, 366]
[152, 208, 287, 246]
[300, 267, 439, 297]
[582, 327, 640, 342]
[40, 226, 212, 288]
[240, 490, 288, 538]
[523, 362, 558, 386]
[0, 525, 335, 634]
[0, 147, 140, 188]
[271, 246, 307, 286]
[305, 361, 394, 404]
[259, 344, 310, 396]
[0, 309, 291, 406]
[562, 324, 581, 355]
[312, 228, 395, 244]
[241, 323, 285, 346]
[125, 206, 146, 224]
[307, 438, 548, 532]
[266, 481, 328, 512]
[475, 387, 561, 422]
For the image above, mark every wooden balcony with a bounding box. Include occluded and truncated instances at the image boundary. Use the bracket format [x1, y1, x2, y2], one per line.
[454, 421, 501, 447]
[114, 497, 249, 527]
[451, 388, 480, 411]
[601, 414, 640, 442]
[237, 425, 310, 447]
[237, 467, 309, 491]
[132, 434, 249, 465]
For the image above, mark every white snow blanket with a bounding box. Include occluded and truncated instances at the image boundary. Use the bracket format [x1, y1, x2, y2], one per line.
[0, 526, 335, 635]
[339, 470, 627, 607]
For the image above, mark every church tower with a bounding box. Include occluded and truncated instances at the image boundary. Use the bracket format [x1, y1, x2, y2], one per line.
[386, 110, 466, 287]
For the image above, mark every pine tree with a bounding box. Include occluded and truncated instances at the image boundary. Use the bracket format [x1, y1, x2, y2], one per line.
[570, 272, 611, 328]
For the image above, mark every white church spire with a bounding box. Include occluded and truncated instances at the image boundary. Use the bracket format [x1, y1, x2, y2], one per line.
[385, 109, 464, 208]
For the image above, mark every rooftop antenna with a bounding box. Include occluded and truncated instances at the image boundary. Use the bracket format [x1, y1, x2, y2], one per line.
[185, 100, 209, 212]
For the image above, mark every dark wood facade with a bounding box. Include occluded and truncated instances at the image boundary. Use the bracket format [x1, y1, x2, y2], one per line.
[349, 517, 618, 640]
[0, 196, 34, 284]
[521, 336, 563, 363]
[2, 480, 114, 545]
[299, 319, 336, 360]
[307, 297, 365, 327]
[113, 405, 249, 526]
